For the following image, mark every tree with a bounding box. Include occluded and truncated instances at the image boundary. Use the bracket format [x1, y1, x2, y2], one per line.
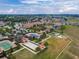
[15, 43, 20, 49]
[50, 28, 54, 32]
[44, 42, 48, 46]
[3, 51, 7, 57]
[9, 48, 14, 53]
[60, 25, 66, 34]
[5, 28, 12, 33]
[41, 32, 46, 39]
[64, 17, 68, 22]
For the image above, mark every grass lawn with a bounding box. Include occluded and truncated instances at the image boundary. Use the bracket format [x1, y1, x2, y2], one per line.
[68, 19, 79, 22]
[13, 49, 34, 59]
[13, 35, 70, 59]
[57, 25, 79, 59]
[58, 52, 73, 59]
[64, 25, 79, 40]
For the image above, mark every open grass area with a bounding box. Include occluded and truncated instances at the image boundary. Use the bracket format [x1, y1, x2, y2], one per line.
[58, 25, 79, 59]
[58, 51, 73, 59]
[65, 26, 79, 40]
[68, 19, 79, 22]
[13, 49, 34, 59]
[13, 35, 70, 59]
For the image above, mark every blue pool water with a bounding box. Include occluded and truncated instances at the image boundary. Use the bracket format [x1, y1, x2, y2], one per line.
[0, 41, 12, 51]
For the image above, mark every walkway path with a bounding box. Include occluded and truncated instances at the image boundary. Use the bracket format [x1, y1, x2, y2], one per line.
[41, 34, 51, 42]
[12, 48, 24, 54]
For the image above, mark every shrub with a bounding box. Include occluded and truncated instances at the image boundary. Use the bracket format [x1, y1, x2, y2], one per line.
[36, 47, 41, 51]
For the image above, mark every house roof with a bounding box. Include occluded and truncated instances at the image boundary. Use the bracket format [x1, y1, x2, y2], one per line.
[0, 48, 3, 53]
[23, 41, 38, 51]
[26, 33, 40, 38]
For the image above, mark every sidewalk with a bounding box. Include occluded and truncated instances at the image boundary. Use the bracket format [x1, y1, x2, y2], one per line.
[41, 34, 51, 42]
[12, 48, 24, 54]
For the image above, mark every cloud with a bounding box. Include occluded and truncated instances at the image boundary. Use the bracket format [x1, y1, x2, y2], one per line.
[0, 0, 79, 14]
[59, 5, 78, 13]
[20, 0, 52, 4]
[7, 9, 15, 13]
[20, 0, 38, 4]
[0, 9, 16, 14]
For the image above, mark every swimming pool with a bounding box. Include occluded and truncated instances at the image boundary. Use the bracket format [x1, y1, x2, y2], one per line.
[0, 40, 12, 51]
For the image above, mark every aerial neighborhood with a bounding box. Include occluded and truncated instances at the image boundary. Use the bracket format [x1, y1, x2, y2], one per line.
[0, 15, 79, 59]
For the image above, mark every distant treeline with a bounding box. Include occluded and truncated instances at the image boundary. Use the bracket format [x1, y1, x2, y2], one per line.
[0, 14, 79, 22]
[0, 15, 52, 22]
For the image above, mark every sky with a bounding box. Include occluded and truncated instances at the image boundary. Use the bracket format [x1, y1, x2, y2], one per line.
[0, 0, 79, 14]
